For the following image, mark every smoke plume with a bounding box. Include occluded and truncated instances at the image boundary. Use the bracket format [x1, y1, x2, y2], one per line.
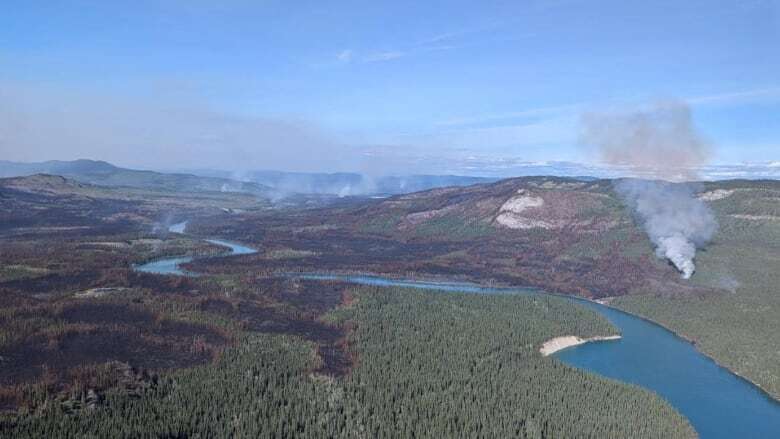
[615, 179, 717, 278]
[581, 100, 717, 279]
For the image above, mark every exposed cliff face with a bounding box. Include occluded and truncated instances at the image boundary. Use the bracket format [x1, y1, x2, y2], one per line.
[291, 176, 764, 299]
[496, 190, 550, 229]
[365, 176, 623, 236]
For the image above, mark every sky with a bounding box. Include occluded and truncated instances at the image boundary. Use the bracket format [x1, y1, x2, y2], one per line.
[0, 0, 778, 176]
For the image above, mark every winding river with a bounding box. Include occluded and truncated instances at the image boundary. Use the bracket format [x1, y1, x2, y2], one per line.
[135, 222, 257, 275]
[134, 227, 780, 438]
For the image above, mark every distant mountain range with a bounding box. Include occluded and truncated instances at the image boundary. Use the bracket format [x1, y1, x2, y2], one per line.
[0, 160, 501, 197]
[185, 168, 500, 196]
[162, 160, 780, 195]
[0, 160, 271, 195]
[2, 159, 778, 199]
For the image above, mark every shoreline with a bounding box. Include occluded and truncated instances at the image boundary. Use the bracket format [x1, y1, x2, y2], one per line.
[603, 302, 780, 403]
[546, 288, 780, 404]
[540, 335, 622, 356]
[168, 213, 780, 404]
[282, 269, 780, 403]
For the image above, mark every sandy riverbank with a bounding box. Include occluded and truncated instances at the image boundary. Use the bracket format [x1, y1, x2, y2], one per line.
[540, 335, 622, 356]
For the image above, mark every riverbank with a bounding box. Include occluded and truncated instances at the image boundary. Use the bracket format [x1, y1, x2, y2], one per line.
[281, 268, 777, 401]
[282, 271, 780, 435]
[606, 302, 780, 403]
[323, 270, 780, 403]
[570, 289, 780, 403]
[540, 335, 622, 356]
[142, 234, 780, 408]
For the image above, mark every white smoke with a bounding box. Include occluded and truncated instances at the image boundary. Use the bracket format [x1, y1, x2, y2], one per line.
[582, 100, 718, 279]
[615, 179, 717, 278]
[337, 185, 352, 198]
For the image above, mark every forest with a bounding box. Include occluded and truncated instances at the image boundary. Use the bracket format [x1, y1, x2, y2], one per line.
[4, 173, 779, 437]
[2, 285, 695, 438]
[612, 181, 780, 399]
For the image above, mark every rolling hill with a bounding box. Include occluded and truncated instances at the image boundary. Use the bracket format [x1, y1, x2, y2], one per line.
[187, 175, 780, 399]
[183, 168, 499, 196]
[0, 159, 272, 195]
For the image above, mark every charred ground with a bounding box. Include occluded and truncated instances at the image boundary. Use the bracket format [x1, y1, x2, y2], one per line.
[0, 175, 354, 411]
[1, 172, 778, 435]
[188, 176, 721, 299]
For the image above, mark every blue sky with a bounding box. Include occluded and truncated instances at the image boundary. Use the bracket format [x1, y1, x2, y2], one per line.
[1, 0, 778, 174]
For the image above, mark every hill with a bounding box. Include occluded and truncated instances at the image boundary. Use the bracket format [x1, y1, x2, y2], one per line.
[192, 176, 705, 298]
[185, 168, 499, 196]
[2, 171, 779, 423]
[0, 159, 272, 195]
[0, 160, 504, 198]
[0, 174, 269, 237]
[612, 178, 780, 398]
[0, 174, 696, 437]
[187, 175, 780, 400]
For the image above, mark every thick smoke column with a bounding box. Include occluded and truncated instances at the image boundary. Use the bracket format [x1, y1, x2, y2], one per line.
[582, 100, 717, 279]
[615, 180, 717, 278]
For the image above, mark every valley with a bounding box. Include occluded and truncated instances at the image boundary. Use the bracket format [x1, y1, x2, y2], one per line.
[4, 3, 777, 437]
[1, 172, 779, 438]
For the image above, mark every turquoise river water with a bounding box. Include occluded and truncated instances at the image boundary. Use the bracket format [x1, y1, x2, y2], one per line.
[134, 233, 780, 438]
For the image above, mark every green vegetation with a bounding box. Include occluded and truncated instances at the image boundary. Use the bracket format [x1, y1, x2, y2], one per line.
[412, 215, 496, 240]
[0, 265, 50, 282]
[2, 285, 695, 438]
[263, 248, 319, 260]
[357, 210, 404, 235]
[333, 287, 694, 438]
[613, 185, 780, 399]
[8, 173, 780, 436]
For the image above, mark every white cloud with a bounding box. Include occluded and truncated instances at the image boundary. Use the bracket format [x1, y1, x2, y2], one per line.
[686, 86, 780, 107]
[342, 25, 501, 65]
[438, 86, 780, 131]
[414, 20, 508, 47]
[363, 50, 405, 62]
[336, 49, 353, 63]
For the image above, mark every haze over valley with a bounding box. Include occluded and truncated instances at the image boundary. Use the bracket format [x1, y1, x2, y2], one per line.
[1, 1, 779, 438]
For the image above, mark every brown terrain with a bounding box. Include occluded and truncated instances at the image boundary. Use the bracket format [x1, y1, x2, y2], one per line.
[0, 175, 352, 411]
[0, 173, 766, 411]
[188, 176, 718, 299]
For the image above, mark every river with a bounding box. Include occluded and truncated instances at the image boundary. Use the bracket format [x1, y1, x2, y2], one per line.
[290, 274, 780, 439]
[134, 221, 257, 275]
[133, 232, 780, 438]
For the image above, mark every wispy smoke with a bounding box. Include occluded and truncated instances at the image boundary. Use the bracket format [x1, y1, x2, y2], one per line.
[582, 100, 717, 279]
[582, 100, 711, 180]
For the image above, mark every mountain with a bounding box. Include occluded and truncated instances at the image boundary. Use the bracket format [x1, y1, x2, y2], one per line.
[179, 160, 780, 198]
[374, 175, 500, 194]
[0, 160, 499, 198]
[0, 173, 276, 235]
[0, 160, 272, 195]
[183, 168, 499, 196]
